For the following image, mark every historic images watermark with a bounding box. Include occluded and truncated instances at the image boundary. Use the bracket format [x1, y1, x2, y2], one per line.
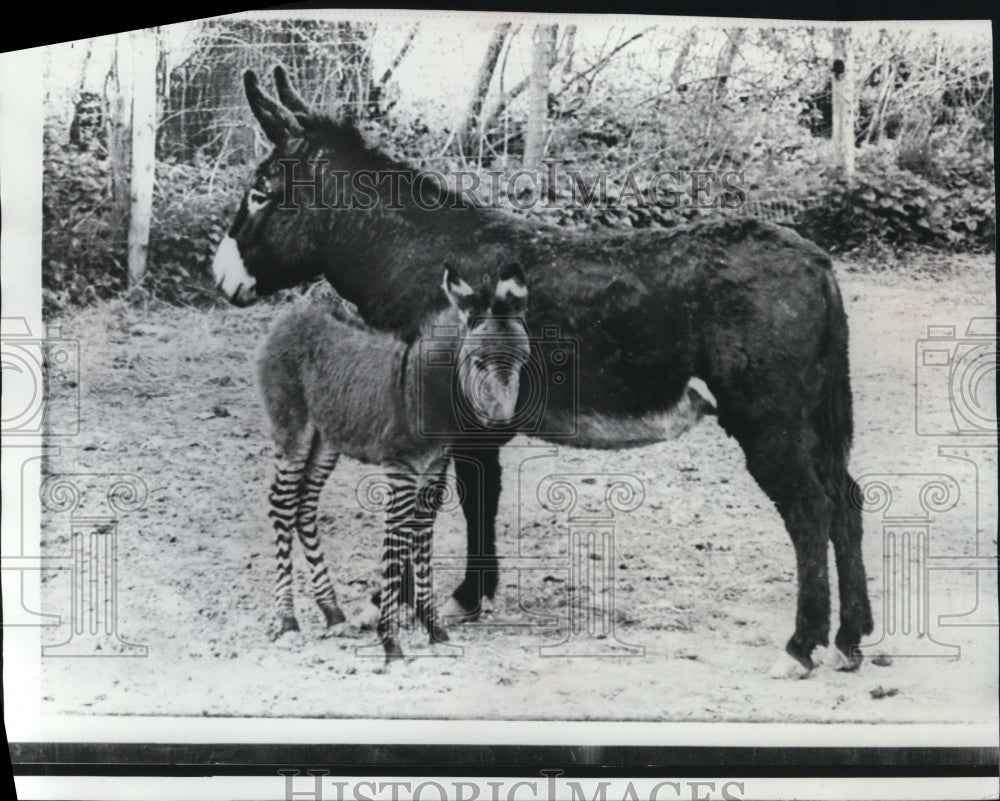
[273, 159, 748, 213]
[281, 770, 747, 801]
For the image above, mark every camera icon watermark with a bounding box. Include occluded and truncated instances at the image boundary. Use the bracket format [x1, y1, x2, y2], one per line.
[915, 317, 997, 437]
[1, 317, 80, 437]
[417, 323, 578, 438]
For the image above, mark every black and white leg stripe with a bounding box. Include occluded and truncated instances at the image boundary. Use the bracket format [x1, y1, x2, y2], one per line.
[296, 444, 344, 626]
[269, 452, 309, 633]
[376, 465, 446, 656]
[377, 470, 418, 649]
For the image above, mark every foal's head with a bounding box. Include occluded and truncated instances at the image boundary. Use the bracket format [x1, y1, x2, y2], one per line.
[437, 262, 531, 430]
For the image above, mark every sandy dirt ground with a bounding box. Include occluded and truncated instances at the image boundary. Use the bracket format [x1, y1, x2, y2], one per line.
[37, 258, 997, 723]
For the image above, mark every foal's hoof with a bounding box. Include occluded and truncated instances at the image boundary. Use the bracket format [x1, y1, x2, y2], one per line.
[351, 603, 379, 631]
[320, 621, 352, 639]
[373, 639, 405, 673]
[273, 630, 305, 650]
[272, 615, 303, 645]
[319, 603, 347, 628]
[769, 651, 813, 679]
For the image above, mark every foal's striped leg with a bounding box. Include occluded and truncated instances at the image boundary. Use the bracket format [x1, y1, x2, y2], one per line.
[377, 468, 418, 662]
[269, 450, 309, 637]
[295, 440, 345, 631]
[412, 462, 450, 644]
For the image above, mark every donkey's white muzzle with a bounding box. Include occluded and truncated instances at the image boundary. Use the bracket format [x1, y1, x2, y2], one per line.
[212, 236, 258, 306]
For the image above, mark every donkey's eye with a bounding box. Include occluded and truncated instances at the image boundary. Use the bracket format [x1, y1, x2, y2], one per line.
[248, 189, 270, 209]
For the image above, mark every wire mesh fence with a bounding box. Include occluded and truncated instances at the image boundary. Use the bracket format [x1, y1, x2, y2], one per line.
[40, 17, 995, 311]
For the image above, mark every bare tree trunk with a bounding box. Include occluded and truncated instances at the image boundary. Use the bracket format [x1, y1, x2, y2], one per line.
[866, 59, 895, 144]
[560, 24, 576, 76]
[379, 23, 419, 87]
[106, 33, 133, 264]
[670, 28, 697, 89]
[714, 28, 745, 103]
[703, 28, 744, 152]
[128, 29, 158, 287]
[523, 23, 557, 180]
[831, 28, 856, 177]
[461, 22, 511, 154]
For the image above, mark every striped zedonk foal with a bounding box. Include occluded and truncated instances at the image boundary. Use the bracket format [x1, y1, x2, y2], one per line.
[256, 263, 531, 662]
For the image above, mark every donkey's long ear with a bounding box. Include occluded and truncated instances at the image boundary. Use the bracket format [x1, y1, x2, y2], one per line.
[442, 263, 475, 318]
[244, 70, 303, 145]
[273, 65, 311, 117]
[494, 262, 528, 313]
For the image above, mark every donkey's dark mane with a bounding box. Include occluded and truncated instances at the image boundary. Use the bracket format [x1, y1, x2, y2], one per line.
[300, 115, 405, 170]
[294, 114, 474, 212]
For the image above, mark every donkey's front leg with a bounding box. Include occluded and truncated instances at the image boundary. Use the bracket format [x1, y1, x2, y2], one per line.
[447, 445, 502, 620]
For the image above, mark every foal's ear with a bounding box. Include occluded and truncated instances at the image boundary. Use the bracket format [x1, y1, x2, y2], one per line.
[244, 70, 303, 145]
[495, 262, 528, 311]
[442, 264, 475, 314]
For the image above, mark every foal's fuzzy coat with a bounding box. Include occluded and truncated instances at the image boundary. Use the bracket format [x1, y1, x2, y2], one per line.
[260, 305, 432, 466]
[256, 265, 530, 661]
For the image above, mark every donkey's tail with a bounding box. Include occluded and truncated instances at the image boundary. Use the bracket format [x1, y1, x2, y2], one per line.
[818, 266, 854, 472]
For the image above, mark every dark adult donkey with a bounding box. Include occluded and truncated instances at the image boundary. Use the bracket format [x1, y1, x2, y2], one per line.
[213, 67, 873, 677]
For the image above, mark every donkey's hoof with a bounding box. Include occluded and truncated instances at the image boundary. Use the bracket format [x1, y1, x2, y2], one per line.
[686, 378, 717, 416]
[441, 596, 480, 623]
[428, 624, 450, 645]
[769, 651, 813, 679]
[830, 646, 862, 672]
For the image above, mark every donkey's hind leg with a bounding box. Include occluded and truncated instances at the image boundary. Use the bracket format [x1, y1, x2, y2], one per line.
[828, 474, 873, 670]
[294, 436, 346, 634]
[738, 423, 834, 677]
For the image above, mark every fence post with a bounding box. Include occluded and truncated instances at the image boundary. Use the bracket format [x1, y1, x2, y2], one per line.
[127, 29, 158, 287]
[107, 33, 133, 259]
[831, 27, 856, 177]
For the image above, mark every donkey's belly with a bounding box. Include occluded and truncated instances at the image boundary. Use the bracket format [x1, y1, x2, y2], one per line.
[537, 379, 716, 450]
